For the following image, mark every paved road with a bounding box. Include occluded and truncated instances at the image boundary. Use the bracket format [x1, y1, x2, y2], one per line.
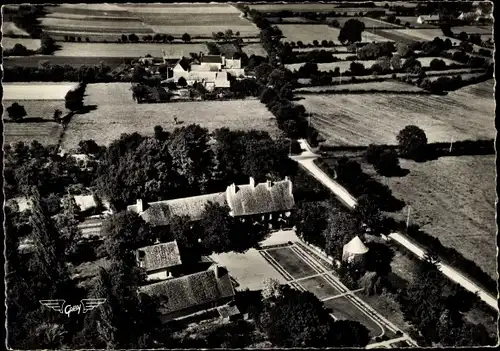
[292, 139, 498, 312]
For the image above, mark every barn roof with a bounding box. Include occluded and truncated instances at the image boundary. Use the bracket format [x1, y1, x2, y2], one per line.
[139, 266, 234, 315]
[137, 241, 182, 272]
[201, 55, 223, 64]
[138, 192, 227, 226]
[226, 179, 295, 216]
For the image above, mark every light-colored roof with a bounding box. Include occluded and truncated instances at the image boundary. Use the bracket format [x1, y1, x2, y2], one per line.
[139, 267, 234, 315]
[226, 179, 295, 217]
[73, 195, 97, 212]
[137, 241, 182, 271]
[343, 236, 369, 255]
[218, 304, 240, 318]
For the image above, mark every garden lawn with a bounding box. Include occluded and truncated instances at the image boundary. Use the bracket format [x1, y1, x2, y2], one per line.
[323, 296, 384, 338]
[298, 276, 342, 300]
[265, 247, 316, 279]
[61, 83, 281, 149]
[54, 42, 208, 57]
[299, 79, 494, 146]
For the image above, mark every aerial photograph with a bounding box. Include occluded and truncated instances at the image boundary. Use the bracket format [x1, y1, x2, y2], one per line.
[2, 1, 497, 349]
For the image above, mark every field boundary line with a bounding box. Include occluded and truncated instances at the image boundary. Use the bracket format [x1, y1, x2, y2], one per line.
[290, 245, 324, 274]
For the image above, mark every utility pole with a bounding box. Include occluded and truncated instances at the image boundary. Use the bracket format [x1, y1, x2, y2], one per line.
[449, 136, 454, 153]
[339, 71, 342, 84]
[308, 114, 312, 127]
[406, 206, 411, 229]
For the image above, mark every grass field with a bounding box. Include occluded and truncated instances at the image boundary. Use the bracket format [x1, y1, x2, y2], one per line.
[61, 83, 281, 149]
[451, 25, 493, 35]
[3, 83, 78, 100]
[2, 37, 41, 50]
[299, 79, 494, 146]
[296, 81, 425, 93]
[242, 43, 268, 56]
[118, 4, 240, 14]
[324, 296, 384, 338]
[249, 4, 340, 12]
[279, 24, 388, 44]
[3, 55, 135, 68]
[391, 28, 462, 43]
[3, 100, 68, 120]
[299, 276, 342, 299]
[2, 21, 30, 37]
[365, 155, 496, 279]
[287, 56, 459, 73]
[149, 25, 259, 37]
[54, 42, 208, 57]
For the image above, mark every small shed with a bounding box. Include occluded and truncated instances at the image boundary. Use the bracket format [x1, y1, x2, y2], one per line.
[342, 236, 369, 264]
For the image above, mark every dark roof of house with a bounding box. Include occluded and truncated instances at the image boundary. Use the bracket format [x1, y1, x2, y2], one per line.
[139, 192, 227, 226]
[201, 55, 223, 64]
[139, 267, 235, 315]
[137, 241, 182, 271]
[226, 179, 295, 216]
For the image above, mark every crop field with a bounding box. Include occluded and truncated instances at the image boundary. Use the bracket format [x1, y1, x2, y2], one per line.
[42, 3, 258, 40]
[54, 42, 208, 58]
[3, 122, 64, 146]
[2, 38, 41, 50]
[3, 83, 78, 100]
[365, 155, 496, 279]
[267, 16, 316, 24]
[391, 29, 462, 43]
[296, 81, 425, 93]
[61, 83, 282, 149]
[242, 43, 268, 56]
[2, 21, 30, 37]
[299, 79, 494, 146]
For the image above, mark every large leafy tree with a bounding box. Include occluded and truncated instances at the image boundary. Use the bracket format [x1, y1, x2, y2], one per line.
[338, 19, 365, 44]
[323, 210, 359, 259]
[167, 124, 214, 194]
[295, 201, 329, 247]
[397, 125, 428, 160]
[7, 102, 27, 121]
[101, 211, 153, 264]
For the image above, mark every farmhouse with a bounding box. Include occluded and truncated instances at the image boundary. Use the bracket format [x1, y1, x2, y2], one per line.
[127, 177, 295, 229]
[171, 54, 244, 91]
[417, 15, 440, 24]
[136, 240, 183, 281]
[139, 264, 235, 322]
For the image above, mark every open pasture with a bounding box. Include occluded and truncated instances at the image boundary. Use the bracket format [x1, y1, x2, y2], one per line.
[365, 154, 496, 279]
[3, 83, 77, 100]
[3, 100, 69, 120]
[2, 21, 30, 37]
[61, 83, 281, 149]
[54, 42, 208, 58]
[45, 4, 131, 17]
[2, 38, 41, 50]
[3, 55, 134, 68]
[149, 25, 259, 37]
[249, 4, 340, 12]
[451, 25, 493, 35]
[40, 17, 150, 33]
[117, 4, 240, 14]
[299, 79, 494, 146]
[242, 43, 268, 56]
[296, 80, 425, 93]
[279, 25, 388, 44]
[326, 16, 401, 28]
[391, 29, 461, 43]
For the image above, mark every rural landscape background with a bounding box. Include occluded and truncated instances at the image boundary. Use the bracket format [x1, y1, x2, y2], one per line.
[3, 1, 497, 349]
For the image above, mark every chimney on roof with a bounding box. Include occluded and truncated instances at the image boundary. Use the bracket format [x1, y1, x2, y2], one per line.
[285, 176, 293, 196]
[266, 180, 272, 189]
[136, 199, 145, 213]
[249, 177, 255, 188]
[228, 183, 236, 196]
[211, 264, 219, 279]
